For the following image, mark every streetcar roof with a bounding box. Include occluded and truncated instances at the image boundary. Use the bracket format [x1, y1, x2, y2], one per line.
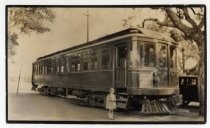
[37, 28, 176, 60]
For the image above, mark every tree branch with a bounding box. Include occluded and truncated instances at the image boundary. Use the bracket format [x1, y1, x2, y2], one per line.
[190, 7, 196, 15]
[165, 8, 193, 37]
[183, 8, 198, 28]
[198, 16, 204, 28]
[190, 7, 204, 16]
[165, 8, 204, 47]
[142, 18, 174, 28]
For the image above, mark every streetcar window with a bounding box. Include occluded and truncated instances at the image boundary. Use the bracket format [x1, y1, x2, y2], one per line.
[118, 45, 127, 67]
[71, 60, 80, 71]
[39, 62, 42, 74]
[71, 52, 81, 72]
[51, 58, 56, 73]
[43, 61, 47, 74]
[91, 56, 98, 70]
[170, 46, 177, 69]
[43, 61, 46, 74]
[101, 48, 110, 69]
[71, 64, 75, 71]
[82, 49, 98, 71]
[144, 44, 155, 67]
[37, 64, 39, 74]
[45, 61, 48, 74]
[42, 63, 44, 74]
[42, 62, 44, 74]
[40, 62, 42, 74]
[36, 64, 38, 74]
[101, 54, 110, 69]
[158, 45, 167, 68]
[90, 50, 98, 70]
[60, 56, 66, 73]
[56, 58, 60, 73]
[77, 63, 81, 71]
[139, 45, 144, 66]
[39, 62, 41, 74]
[61, 66, 64, 73]
[43, 62, 45, 74]
[38, 63, 40, 74]
[66, 56, 71, 72]
[40, 62, 43, 74]
[83, 59, 91, 70]
[46, 59, 51, 74]
[60, 58, 64, 73]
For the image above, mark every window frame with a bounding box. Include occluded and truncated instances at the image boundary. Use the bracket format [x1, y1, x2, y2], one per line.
[138, 41, 156, 68]
[71, 53, 81, 72]
[100, 47, 111, 70]
[169, 45, 177, 70]
[158, 43, 168, 69]
[81, 48, 99, 71]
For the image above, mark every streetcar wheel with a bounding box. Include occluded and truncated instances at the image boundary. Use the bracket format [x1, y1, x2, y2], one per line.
[87, 95, 95, 107]
[44, 88, 47, 95]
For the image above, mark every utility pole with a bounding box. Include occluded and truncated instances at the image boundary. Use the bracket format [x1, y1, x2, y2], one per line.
[85, 8, 89, 43]
[16, 63, 22, 96]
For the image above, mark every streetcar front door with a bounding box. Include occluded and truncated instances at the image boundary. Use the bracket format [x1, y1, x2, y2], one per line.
[115, 44, 128, 88]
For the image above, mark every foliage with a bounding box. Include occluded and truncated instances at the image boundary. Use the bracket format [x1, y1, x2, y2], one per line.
[8, 32, 18, 57]
[177, 40, 199, 75]
[8, 7, 55, 57]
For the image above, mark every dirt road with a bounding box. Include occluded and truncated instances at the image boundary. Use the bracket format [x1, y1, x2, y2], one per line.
[8, 91, 204, 122]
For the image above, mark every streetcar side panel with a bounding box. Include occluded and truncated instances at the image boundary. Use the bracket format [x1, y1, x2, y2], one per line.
[33, 71, 113, 92]
[32, 37, 132, 93]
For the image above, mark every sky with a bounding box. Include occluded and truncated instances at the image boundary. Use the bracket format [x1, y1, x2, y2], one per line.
[8, 7, 167, 80]
[8, 7, 203, 80]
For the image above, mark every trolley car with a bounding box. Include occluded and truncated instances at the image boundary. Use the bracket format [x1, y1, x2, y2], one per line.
[32, 28, 181, 113]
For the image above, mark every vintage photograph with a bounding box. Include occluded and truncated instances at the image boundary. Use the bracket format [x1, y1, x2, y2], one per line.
[7, 6, 206, 123]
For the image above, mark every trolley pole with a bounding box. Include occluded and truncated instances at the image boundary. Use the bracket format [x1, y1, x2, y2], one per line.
[16, 63, 22, 96]
[85, 8, 89, 43]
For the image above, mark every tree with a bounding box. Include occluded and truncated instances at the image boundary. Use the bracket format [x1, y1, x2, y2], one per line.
[8, 7, 55, 57]
[124, 7, 205, 115]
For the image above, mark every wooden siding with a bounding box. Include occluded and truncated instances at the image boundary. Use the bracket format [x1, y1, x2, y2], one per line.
[33, 71, 113, 92]
[139, 69, 154, 88]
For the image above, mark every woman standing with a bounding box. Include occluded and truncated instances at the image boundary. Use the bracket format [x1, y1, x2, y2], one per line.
[106, 88, 116, 120]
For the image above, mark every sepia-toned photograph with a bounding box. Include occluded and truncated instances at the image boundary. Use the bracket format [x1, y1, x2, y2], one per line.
[6, 5, 206, 123]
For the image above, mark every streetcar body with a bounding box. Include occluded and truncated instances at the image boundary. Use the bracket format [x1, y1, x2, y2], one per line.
[32, 28, 180, 110]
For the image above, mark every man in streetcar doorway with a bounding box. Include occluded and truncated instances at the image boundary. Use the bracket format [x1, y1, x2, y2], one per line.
[106, 88, 116, 120]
